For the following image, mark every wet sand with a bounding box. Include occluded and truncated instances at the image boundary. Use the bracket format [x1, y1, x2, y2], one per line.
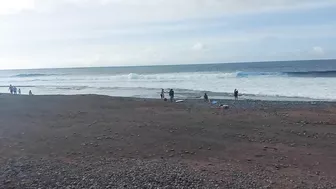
[0, 94, 336, 188]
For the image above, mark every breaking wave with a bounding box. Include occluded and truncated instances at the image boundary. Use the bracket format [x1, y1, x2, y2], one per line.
[123, 72, 237, 80]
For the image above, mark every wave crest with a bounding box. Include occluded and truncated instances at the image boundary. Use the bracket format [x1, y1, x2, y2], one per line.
[237, 70, 336, 78]
[12, 74, 60, 78]
[236, 72, 282, 77]
[285, 70, 336, 77]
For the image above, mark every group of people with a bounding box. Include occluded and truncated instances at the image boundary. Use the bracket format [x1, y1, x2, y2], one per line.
[9, 85, 21, 95]
[9, 85, 33, 95]
[160, 88, 239, 102]
[160, 89, 175, 102]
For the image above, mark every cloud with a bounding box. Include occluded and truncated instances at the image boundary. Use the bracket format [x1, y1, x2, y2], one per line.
[1, 0, 335, 19]
[192, 42, 206, 51]
[0, 0, 335, 69]
[0, 0, 35, 14]
[312, 46, 325, 56]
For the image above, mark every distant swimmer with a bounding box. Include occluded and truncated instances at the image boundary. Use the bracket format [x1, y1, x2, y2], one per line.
[234, 89, 239, 100]
[160, 89, 165, 99]
[169, 89, 175, 102]
[204, 93, 209, 102]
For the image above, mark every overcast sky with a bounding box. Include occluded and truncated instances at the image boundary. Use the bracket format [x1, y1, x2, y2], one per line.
[0, 0, 336, 69]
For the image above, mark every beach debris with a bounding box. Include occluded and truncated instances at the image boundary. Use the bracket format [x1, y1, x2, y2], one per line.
[220, 105, 230, 109]
[176, 100, 184, 103]
[4, 179, 11, 184]
[88, 120, 98, 127]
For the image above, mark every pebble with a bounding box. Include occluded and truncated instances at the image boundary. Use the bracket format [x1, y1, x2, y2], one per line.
[0, 158, 228, 188]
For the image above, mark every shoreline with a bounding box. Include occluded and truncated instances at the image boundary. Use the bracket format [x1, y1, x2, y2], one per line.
[2, 85, 336, 102]
[2, 92, 336, 105]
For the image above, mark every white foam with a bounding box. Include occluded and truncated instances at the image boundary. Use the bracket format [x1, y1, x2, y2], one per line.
[117, 72, 237, 81]
[0, 71, 335, 100]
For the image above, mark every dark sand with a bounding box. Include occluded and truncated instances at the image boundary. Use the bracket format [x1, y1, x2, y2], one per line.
[1, 94, 336, 188]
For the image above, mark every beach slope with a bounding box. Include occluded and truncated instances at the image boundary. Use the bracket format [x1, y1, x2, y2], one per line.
[0, 94, 336, 188]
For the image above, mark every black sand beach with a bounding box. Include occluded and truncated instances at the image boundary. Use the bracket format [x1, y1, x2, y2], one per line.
[1, 94, 336, 188]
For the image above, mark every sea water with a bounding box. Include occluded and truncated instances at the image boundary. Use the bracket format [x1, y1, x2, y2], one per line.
[0, 60, 336, 101]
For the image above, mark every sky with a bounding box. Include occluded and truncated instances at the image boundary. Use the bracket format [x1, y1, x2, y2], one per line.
[0, 0, 336, 69]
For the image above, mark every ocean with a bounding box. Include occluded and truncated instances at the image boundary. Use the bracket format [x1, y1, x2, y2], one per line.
[1, 59, 336, 101]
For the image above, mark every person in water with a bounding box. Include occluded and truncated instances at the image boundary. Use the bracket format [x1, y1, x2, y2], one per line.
[234, 89, 239, 100]
[160, 89, 165, 99]
[204, 93, 209, 102]
[169, 89, 174, 102]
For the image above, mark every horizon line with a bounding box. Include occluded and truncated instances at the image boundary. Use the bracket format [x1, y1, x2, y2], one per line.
[0, 58, 334, 71]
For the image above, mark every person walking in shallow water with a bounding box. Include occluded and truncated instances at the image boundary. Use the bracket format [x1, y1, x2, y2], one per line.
[169, 89, 174, 102]
[234, 89, 239, 100]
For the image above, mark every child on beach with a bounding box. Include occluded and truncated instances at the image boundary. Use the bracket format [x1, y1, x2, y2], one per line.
[160, 89, 165, 99]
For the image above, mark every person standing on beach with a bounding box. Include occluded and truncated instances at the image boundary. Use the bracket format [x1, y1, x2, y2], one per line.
[169, 89, 174, 102]
[160, 89, 165, 99]
[18, 88, 21, 95]
[13, 86, 17, 95]
[204, 93, 209, 102]
[9, 85, 13, 94]
[234, 89, 239, 100]
[29, 90, 33, 96]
